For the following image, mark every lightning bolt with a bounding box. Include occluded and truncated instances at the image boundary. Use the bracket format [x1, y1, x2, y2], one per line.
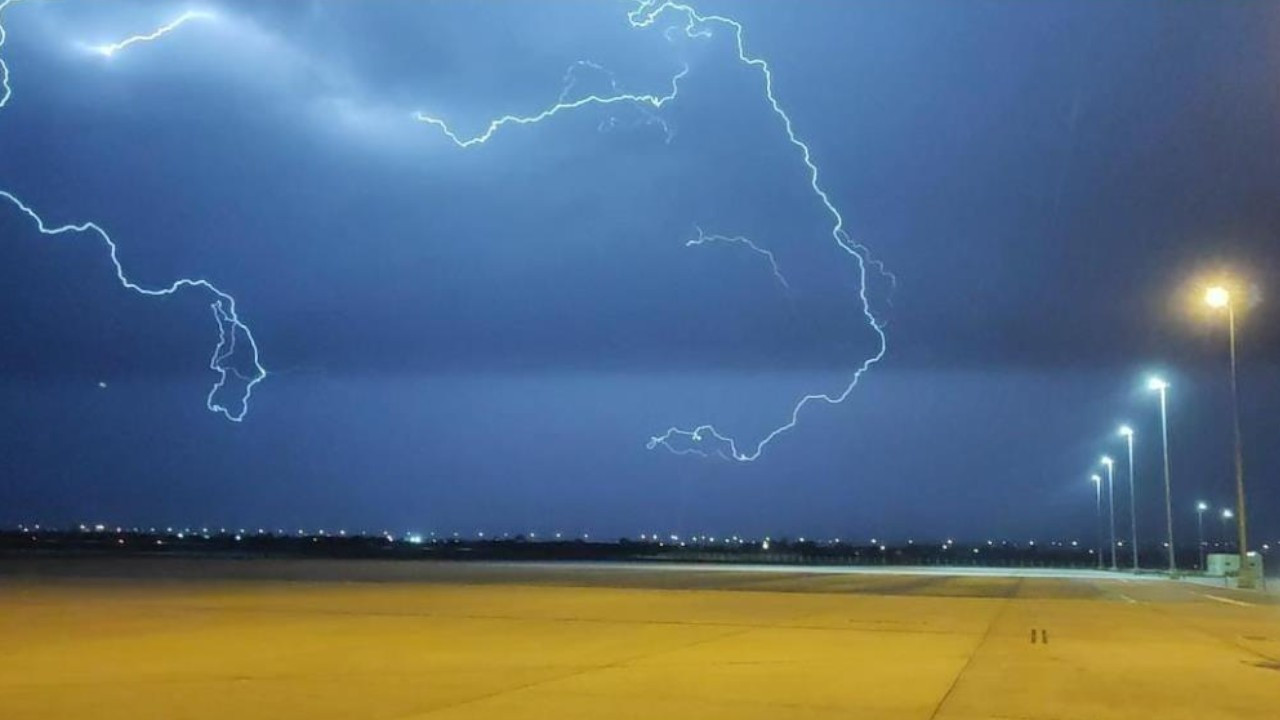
[633, 1, 889, 461]
[0, 191, 266, 421]
[558, 59, 675, 141]
[685, 226, 790, 291]
[558, 60, 622, 104]
[87, 9, 214, 58]
[418, 0, 890, 461]
[415, 63, 690, 148]
[2, 1, 888, 450]
[0, 4, 265, 422]
[0, 0, 17, 110]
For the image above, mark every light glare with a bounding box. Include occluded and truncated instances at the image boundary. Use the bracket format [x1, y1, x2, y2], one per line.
[1204, 286, 1230, 309]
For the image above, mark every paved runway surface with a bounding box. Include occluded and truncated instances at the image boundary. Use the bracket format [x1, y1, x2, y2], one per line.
[2, 558, 1278, 719]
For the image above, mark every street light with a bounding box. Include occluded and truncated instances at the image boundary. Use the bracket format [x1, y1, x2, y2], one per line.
[1091, 474, 1104, 570]
[1221, 508, 1235, 550]
[1204, 286, 1230, 309]
[1196, 501, 1208, 571]
[1119, 425, 1138, 571]
[1148, 376, 1177, 574]
[1102, 456, 1117, 570]
[1204, 285, 1255, 588]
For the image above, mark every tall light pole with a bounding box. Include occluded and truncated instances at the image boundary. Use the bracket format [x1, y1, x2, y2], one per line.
[1196, 501, 1208, 571]
[1119, 426, 1138, 571]
[1205, 286, 1254, 588]
[1148, 377, 1177, 574]
[1221, 508, 1235, 550]
[1102, 456, 1117, 570]
[1091, 474, 1104, 570]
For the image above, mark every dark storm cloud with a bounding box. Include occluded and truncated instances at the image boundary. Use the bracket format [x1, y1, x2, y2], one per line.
[5, 1, 1278, 377]
[1, 1, 1277, 538]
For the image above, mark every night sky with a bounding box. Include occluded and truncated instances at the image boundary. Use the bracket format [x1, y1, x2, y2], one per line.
[2, 1, 1278, 545]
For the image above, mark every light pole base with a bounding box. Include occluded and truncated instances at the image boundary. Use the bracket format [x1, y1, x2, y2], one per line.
[1237, 566, 1259, 590]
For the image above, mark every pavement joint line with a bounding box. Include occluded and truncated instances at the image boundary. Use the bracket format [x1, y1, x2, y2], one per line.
[403, 610, 777, 718]
[1142, 591, 1280, 665]
[1203, 594, 1255, 608]
[531, 683, 867, 716]
[1118, 593, 1138, 604]
[927, 577, 1021, 720]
